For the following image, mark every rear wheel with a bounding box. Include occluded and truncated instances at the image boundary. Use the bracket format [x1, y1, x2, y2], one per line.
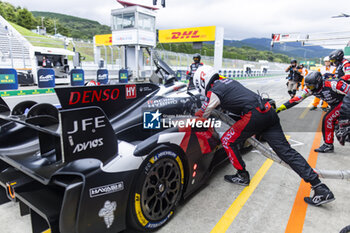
[128, 148, 184, 231]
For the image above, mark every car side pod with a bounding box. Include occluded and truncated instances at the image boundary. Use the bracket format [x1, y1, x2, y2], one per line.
[0, 102, 119, 233]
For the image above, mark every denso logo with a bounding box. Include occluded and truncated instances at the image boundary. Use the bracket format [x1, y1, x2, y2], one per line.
[73, 138, 104, 153]
[67, 116, 106, 135]
[171, 30, 200, 39]
[69, 88, 120, 105]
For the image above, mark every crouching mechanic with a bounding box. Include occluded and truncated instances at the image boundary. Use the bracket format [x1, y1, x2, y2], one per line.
[336, 92, 350, 145]
[277, 72, 350, 153]
[194, 65, 334, 206]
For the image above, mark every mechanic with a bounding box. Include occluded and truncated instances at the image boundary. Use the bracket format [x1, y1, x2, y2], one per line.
[298, 63, 308, 90]
[187, 53, 203, 90]
[285, 59, 303, 98]
[336, 92, 350, 145]
[194, 65, 334, 206]
[310, 56, 336, 111]
[276, 71, 350, 153]
[329, 49, 350, 83]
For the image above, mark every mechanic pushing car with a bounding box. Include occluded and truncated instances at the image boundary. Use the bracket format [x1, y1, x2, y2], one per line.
[310, 56, 337, 112]
[336, 92, 350, 145]
[187, 53, 203, 90]
[276, 71, 350, 153]
[329, 49, 350, 83]
[285, 59, 303, 98]
[194, 65, 334, 206]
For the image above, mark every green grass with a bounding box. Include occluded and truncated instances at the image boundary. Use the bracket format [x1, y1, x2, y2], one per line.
[10, 22, 119, 62]
[10, 22, 65, 48]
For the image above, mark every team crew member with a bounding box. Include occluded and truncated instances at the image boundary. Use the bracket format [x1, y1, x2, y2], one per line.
[310, 56, 336, 111]
[336, 92, 350, 145]
[276, 72, 350, 153]
[285, 60, 303, 98]
[329, 49, 350, 83]
[187, 53, 203, 90]
[194, 66, 334, 206]
[299, 64, 308, 90]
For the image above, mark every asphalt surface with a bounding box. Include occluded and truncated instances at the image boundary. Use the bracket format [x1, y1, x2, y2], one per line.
[1, 76, 350, 233]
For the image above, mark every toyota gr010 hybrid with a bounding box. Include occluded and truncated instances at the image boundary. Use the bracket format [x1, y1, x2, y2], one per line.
[0, 80, 256, 233]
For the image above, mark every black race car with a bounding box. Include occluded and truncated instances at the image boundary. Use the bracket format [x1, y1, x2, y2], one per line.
[0, 75, 260, 233]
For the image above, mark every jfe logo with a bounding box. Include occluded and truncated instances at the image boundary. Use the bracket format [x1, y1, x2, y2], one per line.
[143, 110, 161, 129]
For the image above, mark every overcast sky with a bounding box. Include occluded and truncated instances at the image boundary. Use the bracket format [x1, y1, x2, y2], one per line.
[5, 0, 350, 42]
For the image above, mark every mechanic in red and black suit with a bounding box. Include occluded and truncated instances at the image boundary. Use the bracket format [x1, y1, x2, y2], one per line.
[336, 92, 350, 145]
[194, 65, 334, 206]
[187, 53, 203, 90]
[329, 49, 350, 83]
[276, 71, 350, 153]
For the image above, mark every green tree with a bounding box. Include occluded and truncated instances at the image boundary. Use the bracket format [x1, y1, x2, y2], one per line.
[16, 8, 35, 29]
[3, 3, 17, 23]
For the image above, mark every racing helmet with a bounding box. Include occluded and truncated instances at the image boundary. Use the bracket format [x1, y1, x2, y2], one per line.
[323, 56, 330, 62]
[193, 65, 219, 96]
[329, 49, 344, 65]
[291, 59, 297, 67]
[193, 53, 201, 63]
[304, 72, 323, 92]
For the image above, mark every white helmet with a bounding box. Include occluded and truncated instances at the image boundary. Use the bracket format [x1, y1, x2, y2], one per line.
[193, 65, 219, 96]
[324, 56, 330, 62]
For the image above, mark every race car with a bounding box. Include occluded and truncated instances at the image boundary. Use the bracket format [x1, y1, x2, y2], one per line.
[0, 74, 263, 233]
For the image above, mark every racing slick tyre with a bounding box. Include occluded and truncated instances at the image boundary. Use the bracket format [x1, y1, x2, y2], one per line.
[127, 147, 185, 231]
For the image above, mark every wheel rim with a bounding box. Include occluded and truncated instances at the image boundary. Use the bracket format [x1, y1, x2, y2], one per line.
[141, 157, 181, 221]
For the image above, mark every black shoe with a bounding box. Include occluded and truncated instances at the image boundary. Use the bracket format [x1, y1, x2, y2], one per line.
[321, 107, 328, 112]
[304, 183, 335, 206]
[314, 143, 334, 153]
[310, 106, 317, 111]
[224, 171, 250, 186]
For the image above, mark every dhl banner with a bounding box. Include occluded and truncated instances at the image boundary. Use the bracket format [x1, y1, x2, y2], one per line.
[95, 34, 112, 46]
[158, 26, 216, 43]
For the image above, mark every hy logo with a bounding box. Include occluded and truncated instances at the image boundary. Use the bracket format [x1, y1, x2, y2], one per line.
[143, 110, 161, 129]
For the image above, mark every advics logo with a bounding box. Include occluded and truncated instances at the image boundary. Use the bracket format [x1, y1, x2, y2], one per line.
[143, 110, 161, 129]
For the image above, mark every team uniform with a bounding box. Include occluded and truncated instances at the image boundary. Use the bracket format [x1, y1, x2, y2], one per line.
[312, 65, 337, 109]
[194, 66, 334, 206]
[336, 93, 350, 145]
[280, 78, 350, 147]
[299, 67, 308, 90]
[187, 53, 203, 90]
[335, 58, 350, 83]
[187, 62, 203, 89]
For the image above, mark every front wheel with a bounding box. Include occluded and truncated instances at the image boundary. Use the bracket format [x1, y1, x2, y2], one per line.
[127, 148, 185, 231]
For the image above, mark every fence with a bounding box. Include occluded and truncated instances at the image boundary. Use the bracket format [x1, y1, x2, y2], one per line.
[0, 33, 287, 76]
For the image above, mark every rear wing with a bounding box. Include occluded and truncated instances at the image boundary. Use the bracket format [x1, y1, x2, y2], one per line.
[0, 98, 117, 184]
[54, 83, 160, 118]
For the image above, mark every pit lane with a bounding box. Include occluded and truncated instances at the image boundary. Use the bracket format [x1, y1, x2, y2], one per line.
[1, 76, 350, 233]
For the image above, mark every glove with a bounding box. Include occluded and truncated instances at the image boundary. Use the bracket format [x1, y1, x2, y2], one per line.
[276, 104, 287, 113]
[195, 109, 204, 117]
[335, 119, 350, 146]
